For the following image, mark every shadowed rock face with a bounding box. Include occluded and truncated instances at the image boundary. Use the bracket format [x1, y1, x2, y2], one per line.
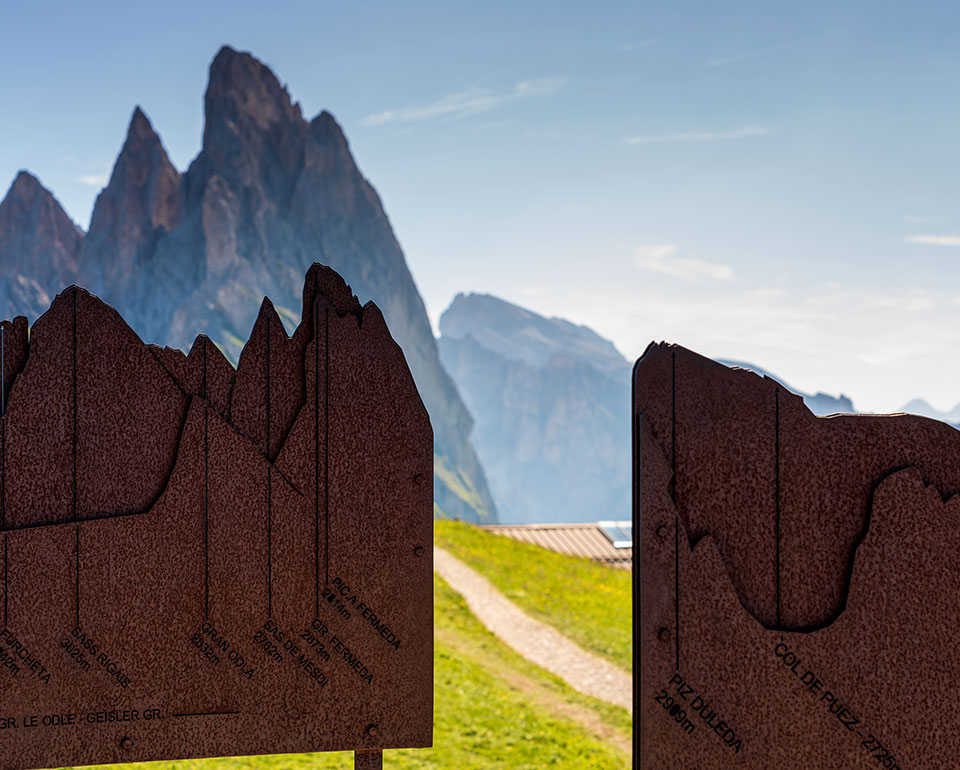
[80, 107, 182, 298]
[0, 45, 495, 522]
[439, 292, 631, 524]
[0, 172, 82, 319]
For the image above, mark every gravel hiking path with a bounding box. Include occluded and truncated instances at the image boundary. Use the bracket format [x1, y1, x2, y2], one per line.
[434, 546, 632, 714]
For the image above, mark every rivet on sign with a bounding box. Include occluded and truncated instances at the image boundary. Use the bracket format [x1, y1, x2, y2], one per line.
[655, 523, 668, 539]
[413, 473, 425, 485]
[121, 737, 133, 751]
[657, 627, 671, 643]
[367, 724, 379, 737]
[414, 546, 424, 557]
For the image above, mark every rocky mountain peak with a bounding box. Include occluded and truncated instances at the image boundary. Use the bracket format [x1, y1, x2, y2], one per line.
[206, 46, 303, 133]
[80, 106, 182, 295]
[128, 105, 154, 140]
[8, 170, 43, 200]
[297, 110, 361, 194]
[0, 46, 498, 524]
[197, 46, 308, 212]
[110, 106, 180, 225]
[309, 110, 349, 151]
[0, 171, 82, 316]
[2, 171, 71, 225]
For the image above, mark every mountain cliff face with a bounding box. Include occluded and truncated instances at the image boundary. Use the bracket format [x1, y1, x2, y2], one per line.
[438, 293, 632, 524]
[80, 107, 182, 299]
[0, 45, 494, 523]
[0, 172, 82, 319]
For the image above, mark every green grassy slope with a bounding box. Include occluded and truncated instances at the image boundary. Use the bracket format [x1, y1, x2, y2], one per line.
[433, 453, 492, 522]
[65, 575, 629, 770]
[434, 519, 631, 672]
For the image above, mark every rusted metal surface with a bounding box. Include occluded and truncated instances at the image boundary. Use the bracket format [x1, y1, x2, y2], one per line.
[482, 523, 632, 569]
[0, 264, 433, 769]
[636, 341, 960, 768]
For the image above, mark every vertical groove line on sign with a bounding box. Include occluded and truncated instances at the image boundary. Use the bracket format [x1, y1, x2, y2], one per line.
[1, 405, 5, 532]
[204, 406, 209, 620]
[72, 291, 77, 523]
[266, 314, 272, 619]
[775, 388, 781, 628]
[314, 295, 320, 618]
[3, 535, 7, 628]
[671, 350, 679, 672]
[324, 307, 330, 588]
[1, 324, 6, 415]
[72, 293, 79, 629]
[632, 405, 641, 729]
[74, 525, 80, 629]
[1, 324, 5, 537]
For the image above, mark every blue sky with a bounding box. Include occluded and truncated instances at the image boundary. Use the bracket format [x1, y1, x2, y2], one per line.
[2, 1, 960, 412]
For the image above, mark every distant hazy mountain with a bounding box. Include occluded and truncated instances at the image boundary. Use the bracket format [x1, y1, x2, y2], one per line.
[0, 45, 495, 523]
[718, 359, 855, 415]
[439, 293, 631, 524]
[720, 362, 960, 425]
[439, 296, 863, 524]
[898, 398, 960, 426]
[440, 293, 628, 382]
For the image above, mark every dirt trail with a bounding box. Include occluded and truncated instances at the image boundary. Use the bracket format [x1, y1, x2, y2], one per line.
[434, 546, 632, 714]
[435, 624, 632, 756]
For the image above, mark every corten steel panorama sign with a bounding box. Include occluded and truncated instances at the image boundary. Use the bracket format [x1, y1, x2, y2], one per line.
[0, 264, 432, 770]
[635, 342, 960, 769]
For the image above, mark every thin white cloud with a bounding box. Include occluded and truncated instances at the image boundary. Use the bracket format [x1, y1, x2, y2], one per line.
[361, 78, 566, 126]
[522, 128, 595, 142]
[626, 126, 769, 145]
[633, 244, 733, 281]
[620, 40, 655, 51]
[532, 282, 960, 414]
[707, 38, 807, 68]
[77, 174, 108, 187]
[906, 235, 960, 247]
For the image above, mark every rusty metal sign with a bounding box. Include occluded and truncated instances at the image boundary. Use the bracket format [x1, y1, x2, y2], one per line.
[636, 341, 960, 768]
[0, 264, 433, 769]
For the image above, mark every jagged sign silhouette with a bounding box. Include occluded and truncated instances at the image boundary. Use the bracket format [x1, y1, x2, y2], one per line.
[637, 343, 960, 768]
[0, 264, 432, 769]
